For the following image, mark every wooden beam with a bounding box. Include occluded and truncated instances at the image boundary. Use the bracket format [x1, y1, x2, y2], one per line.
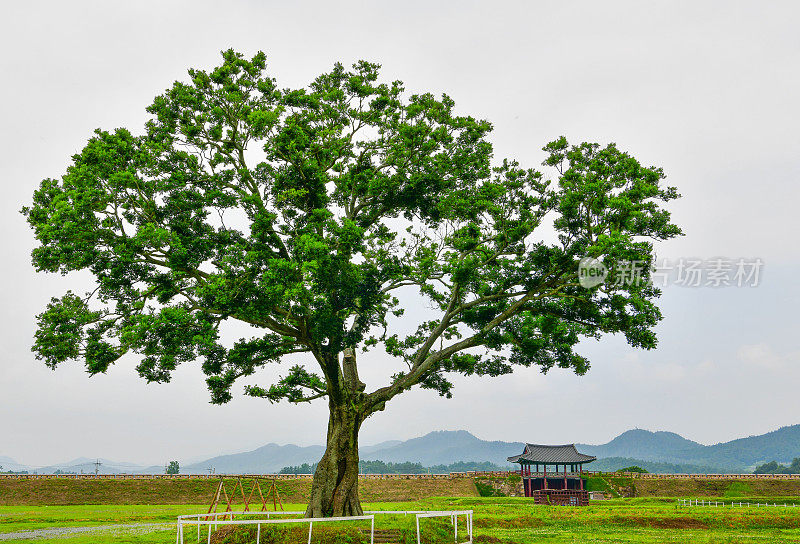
[221, 480, 233, 520]
[205, 479, 223, 521]
[256, 479, 269, 511]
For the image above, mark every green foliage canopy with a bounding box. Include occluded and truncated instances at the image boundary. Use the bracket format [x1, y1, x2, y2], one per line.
[23, 50, 681, 414]
[754, 458, 800, 474]
[616, 465, 648, 473]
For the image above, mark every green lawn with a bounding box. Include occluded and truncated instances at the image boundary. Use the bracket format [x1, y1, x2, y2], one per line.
[2, 497, 800, 543]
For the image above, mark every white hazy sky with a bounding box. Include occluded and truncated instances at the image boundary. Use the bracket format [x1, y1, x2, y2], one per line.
[1, 1, 799, 467]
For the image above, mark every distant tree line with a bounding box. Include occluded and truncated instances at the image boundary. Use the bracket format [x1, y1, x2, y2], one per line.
[754, 458, 800, 474]
[591, 457, 730, 474]
[279, 460, 511, 475]
[0, 466, 29, 475]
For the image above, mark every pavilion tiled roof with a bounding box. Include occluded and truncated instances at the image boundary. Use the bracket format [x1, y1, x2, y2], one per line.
[507, 444, 596, 464]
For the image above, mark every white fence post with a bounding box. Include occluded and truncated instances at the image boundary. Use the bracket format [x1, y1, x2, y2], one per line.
[307, 520, 313, 544]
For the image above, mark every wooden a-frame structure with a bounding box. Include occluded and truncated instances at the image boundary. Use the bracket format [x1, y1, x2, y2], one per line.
[205, 476, 284, 520]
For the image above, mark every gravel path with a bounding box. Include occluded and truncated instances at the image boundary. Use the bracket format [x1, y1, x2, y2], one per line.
[0, 522, 172, 540]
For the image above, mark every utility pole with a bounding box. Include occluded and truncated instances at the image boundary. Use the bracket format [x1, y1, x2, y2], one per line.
[93, 459, 102, 476]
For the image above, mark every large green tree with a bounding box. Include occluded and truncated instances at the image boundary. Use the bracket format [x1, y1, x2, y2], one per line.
[23, 50, 681, 517]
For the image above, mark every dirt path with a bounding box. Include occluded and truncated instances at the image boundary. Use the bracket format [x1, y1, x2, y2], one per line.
[0, 522, 172, 540]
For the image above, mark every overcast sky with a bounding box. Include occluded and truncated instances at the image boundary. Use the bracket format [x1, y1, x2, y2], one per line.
[1, 1, 799, 468]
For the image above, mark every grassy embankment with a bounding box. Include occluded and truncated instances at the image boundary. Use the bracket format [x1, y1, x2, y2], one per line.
[0, 477, 478, 505]
[634, 478, 800, 497]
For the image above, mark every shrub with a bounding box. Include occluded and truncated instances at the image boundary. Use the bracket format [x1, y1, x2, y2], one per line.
[475, 481, 506, 497]
[616, 466, 648, 474]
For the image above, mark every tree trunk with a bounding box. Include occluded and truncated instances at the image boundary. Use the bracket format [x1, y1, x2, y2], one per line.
[305, 402, 364, 517]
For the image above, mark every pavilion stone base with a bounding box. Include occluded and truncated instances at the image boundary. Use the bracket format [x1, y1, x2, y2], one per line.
[533, 489, 590, 506]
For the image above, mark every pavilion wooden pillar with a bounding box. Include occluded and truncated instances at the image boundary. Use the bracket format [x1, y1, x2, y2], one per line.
[563, 464, 567, 490]
[523, 464, 528, 497]
[543, 464, 547, 490]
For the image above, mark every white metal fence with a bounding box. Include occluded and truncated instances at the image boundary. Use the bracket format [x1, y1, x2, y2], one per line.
[679, 499, 799, 508]
[176, 509, 473, 544]
[414, 511, 472, 544]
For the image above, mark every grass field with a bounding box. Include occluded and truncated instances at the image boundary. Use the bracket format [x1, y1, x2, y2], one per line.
[4, 496, 800, 543]
[3, 477, 800, 542]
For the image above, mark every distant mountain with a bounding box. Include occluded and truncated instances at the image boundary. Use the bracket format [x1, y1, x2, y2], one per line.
[37, 458, 149, 475]
[0, 455, 30, 473]
[577, 429, 704, 464]
[361, 430, 522, 466]
[8, 424, 800, 475]
[182, 443, 325, 474]
[703, 425, 800, 468]
[360, 440, 403, 456]
[176, 431, 519, 474]
[51, 457, 95, 467]
[578, 425, 800, 471]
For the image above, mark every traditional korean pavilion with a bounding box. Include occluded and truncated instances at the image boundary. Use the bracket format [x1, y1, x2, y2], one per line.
[508, 444, 596, 505]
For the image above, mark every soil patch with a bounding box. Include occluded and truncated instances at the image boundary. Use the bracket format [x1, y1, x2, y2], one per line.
[474, 516, 543, 529]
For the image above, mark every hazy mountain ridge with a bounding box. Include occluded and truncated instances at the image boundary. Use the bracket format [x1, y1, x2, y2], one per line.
[360, 440, 403, 455]
[576, 429, 707, 466]
[360, 430, 523, 466]
[1, 457, 152, 475]
[578, 425, 800, 470]
[170, 424, 800, 474]
[6, 425, 800, 474]
[182, 443, 326, 474]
